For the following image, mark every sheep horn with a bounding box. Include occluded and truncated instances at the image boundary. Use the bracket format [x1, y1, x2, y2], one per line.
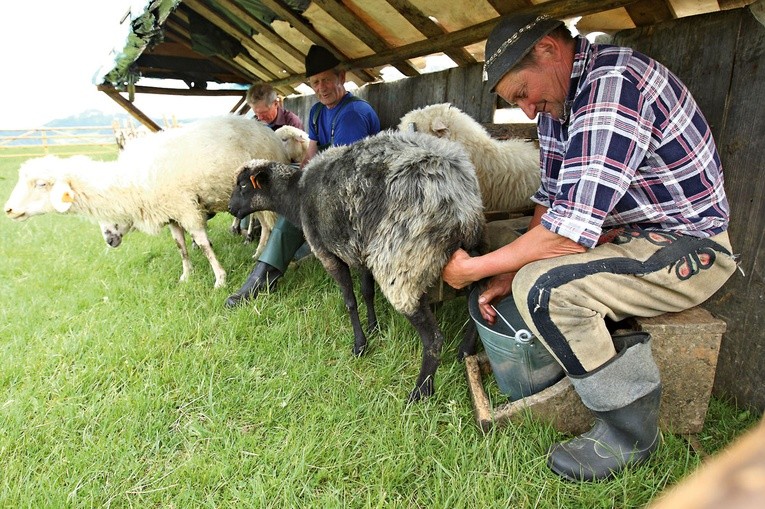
[250, 174, 261, 189]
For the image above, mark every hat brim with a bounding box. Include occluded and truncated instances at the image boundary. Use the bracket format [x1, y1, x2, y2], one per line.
[485, 19, 563, 93]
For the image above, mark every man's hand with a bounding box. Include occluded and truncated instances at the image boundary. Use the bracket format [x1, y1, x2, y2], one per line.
[477, 273, 516, 324]
[442, 248, 474, 289]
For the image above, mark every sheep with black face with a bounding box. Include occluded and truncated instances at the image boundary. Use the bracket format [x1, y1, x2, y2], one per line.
[229, 130, 485, 402]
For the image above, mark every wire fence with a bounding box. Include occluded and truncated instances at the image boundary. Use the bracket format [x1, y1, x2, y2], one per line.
[0, 124, 129, 158]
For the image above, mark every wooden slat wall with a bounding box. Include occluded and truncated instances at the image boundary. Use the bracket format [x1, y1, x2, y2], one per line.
[614, 7, 765, 411]
[284, 63, 495, 129]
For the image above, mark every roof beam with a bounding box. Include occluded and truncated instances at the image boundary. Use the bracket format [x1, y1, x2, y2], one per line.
[344, 0, 642, 74]
[257, 0, 379, 82]
[382, 0, 476, 66]
[217, 0, 306, 64]
[312, 0, 420, 77]
[268, 0, 641, 88]
[97, 85, 163, 132]
[182, 0, 299, 79]
[485, 1, 536, 16]
[625, 0, 675, 26]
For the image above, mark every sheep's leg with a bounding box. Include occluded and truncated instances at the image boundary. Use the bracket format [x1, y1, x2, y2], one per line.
[188, 227, 227, 288]
[404, 294, 444, 403]
[245, 213, 259, 243]
[457, 320, 479, 361]
[168, 222, 192, 283]
[252, 214, 270, 259]
[230, 216, 241, 236]
[359, 268, 378, 333]
[320, 253, 368, 356]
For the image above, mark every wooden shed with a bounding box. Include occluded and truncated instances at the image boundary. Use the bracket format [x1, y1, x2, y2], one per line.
[95, 0, 765, 412]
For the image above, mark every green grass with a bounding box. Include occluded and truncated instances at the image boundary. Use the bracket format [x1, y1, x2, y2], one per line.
[0, 151, 760, 508]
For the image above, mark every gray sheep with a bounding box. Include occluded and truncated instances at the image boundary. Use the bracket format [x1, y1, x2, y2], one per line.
[228, 130, 485, 402]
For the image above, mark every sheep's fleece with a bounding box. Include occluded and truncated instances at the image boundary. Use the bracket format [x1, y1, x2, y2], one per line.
[229, 130, 485, 400]
[4, 115, 288, 287]
[398, 103, 540, 213]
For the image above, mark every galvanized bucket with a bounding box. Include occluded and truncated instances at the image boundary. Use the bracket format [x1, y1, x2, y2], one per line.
[468, 287, 564, 401]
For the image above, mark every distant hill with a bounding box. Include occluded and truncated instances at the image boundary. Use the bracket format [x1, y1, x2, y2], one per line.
[45, 109, 146, 128]
[45, 109, 201, 128]
[0, 111, 209, 147]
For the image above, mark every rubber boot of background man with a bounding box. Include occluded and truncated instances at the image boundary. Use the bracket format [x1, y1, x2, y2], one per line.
[225, 216, 305, 308]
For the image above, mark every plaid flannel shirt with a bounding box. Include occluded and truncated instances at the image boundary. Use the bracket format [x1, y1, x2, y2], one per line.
[534, 37, 730, 248]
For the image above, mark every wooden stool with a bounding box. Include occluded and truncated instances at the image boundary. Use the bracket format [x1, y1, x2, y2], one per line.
[465, 306, 727, 435]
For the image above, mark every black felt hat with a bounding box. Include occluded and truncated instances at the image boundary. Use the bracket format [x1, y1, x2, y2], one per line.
[305, 45, 341, 77]
[483, 14, 564, 92]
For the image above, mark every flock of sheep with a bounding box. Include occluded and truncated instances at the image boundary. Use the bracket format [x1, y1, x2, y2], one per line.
[3, 103, 540, 402]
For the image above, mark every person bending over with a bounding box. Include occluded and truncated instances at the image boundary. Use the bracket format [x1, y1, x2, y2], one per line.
[443, 14, 736, 482]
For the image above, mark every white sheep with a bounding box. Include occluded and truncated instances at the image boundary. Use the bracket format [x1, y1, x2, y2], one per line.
[228, 130, 485, 402]
[397, 103, 540, 214]
[274, 125, 309, 164]
[4, 115, 288, 288]
[230, 124, 309, 251]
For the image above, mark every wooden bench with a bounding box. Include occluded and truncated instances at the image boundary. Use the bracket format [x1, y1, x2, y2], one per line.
[465, 306, 727, 435]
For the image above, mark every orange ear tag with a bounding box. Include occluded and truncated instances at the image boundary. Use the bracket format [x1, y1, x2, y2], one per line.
[250, 175, 260, 189]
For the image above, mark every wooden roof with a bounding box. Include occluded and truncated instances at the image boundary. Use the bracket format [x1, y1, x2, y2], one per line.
[94, 0, 756, 129]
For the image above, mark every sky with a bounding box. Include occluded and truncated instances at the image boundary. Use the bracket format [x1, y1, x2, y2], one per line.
[0, 1, 534, 129]
[0, 1, 241, 129]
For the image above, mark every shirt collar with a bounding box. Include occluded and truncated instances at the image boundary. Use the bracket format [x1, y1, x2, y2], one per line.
[561, 36, 591, 125]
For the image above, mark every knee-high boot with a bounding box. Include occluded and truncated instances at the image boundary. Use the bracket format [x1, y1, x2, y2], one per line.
[548, 331, 662, 481]
[224, 261, 283, 308]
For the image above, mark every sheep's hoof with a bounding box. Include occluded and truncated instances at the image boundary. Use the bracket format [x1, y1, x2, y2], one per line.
[456, 347, 476, 363]
[407, 380, 434, 403]
[352, 342, 367, 357]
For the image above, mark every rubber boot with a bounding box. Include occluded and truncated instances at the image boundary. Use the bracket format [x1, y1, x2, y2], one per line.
[225, 261, 282, 308]
[547, 331, 662, 481]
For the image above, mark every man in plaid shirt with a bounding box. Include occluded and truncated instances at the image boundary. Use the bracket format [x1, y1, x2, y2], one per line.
[443, 14, 737, 481]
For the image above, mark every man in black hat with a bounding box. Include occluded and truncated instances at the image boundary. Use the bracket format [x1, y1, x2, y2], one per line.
[226, 45, 380, 308]
[443, 14, 737, 481]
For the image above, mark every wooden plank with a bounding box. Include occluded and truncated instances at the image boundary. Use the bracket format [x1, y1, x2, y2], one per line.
[216, 0, 306, 64]
[625, 0, 676, 26]
[482, 122, 538, 140]
[382, 0, 476, 65]
[313, 0, 420, 77]
[340, 0, 642, 75]
[97, 85, 162, 132]
[706, 7, 765, 411]
[270, 0, 642, 89]
[258, 0, 379, 82]
[182, 0, 300, 77]
[485, 0, 536, 16]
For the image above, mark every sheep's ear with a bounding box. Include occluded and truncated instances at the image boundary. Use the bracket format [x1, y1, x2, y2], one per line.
[432, 119, 449, 138]
[249, 170, 269, 190]
[49, 180, 75, 212]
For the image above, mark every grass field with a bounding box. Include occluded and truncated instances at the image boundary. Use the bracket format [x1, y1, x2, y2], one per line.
[0, 148, 760, 508]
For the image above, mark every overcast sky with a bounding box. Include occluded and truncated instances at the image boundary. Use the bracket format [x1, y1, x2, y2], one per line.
[0, 1, 240, 129]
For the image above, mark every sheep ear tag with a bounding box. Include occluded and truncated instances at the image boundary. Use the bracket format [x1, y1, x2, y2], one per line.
[249, 174, 261, 189]
[50, 181, 75, 212]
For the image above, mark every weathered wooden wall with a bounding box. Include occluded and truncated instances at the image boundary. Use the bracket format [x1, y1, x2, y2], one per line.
[285, 5, 765, 411]
[284, 63, 495, 130]
[614, 6, 765, 411]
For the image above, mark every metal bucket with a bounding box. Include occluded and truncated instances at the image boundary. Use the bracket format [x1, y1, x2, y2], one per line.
[468, 287, 564, 401]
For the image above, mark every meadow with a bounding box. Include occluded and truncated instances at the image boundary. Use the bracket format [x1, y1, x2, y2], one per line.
[0, 148, 760, 508]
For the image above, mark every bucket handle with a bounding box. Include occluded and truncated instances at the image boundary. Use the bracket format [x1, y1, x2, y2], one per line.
[490, 304, 533, 343]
